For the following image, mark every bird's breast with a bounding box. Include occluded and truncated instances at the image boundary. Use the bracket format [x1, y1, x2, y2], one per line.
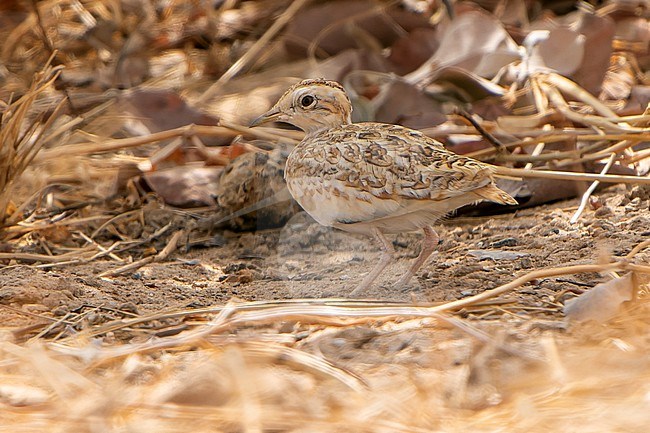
[285, 175, 404, 228]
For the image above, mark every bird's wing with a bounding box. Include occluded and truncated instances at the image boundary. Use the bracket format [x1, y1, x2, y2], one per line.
[288, 123, 496, 203]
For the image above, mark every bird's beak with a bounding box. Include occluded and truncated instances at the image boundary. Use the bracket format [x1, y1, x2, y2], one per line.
[250, 109, 282, 127]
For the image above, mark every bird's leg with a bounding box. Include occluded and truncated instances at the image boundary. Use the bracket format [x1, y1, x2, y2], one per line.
[395, 226, 439, 288]
[349, 228, 394, 297]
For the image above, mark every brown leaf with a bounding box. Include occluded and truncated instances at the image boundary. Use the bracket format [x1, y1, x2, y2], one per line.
[406, 9, 520, 85]
[528, 10, 615, 94]
[142, 166, 222, 207]
[627, 86, 650, 113]
[567, 12, 615, 95]
[532, 28, 586, 76]
[387, 28, 439, 75]
[283, 0, 430, 58]
[312, 49, 392, 83]
[346, 74, 446, 128]
[429, 67, 507, 103]
[564, 274, 635, 324]
[120, 89, 220, 133]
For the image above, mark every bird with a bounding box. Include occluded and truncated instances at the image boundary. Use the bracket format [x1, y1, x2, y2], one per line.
[251, 78, 517, 296]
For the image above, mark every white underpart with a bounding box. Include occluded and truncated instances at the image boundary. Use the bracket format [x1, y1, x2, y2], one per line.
[286, 177, 484, 235]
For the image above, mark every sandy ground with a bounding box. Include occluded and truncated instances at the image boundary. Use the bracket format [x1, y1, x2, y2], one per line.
[1, 184, 650, 431]
[1, 184, 647, 332]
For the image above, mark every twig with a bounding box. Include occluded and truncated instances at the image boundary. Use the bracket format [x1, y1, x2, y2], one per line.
[36, 125, 227, 160]
[543, 83, 644, 133]
[29, 312, 74, 341]
[219, 120, 300, 144]
[0, 304, 69, 324]
[189, 135, 230, 166]
[426, 263, 622, 313]
[627, 147, 650, 164]
[244, 342, 367, 391]
[570, 153, 617, 223]
[0, 249, 96, 263]
[91, 209, 143, 239]
[36, 123, 300, 162]
[76, 231, 124, 263]
[97, 229, 185, 278]
[626, 240, 650, 259]
[2, 215, 114, 237]
[466, 132, 650, 161]
[453, 108, 507, 153]
[493, 166, 650, 184]
[540, 73, 620, 120]
[136, 137, 185, 172]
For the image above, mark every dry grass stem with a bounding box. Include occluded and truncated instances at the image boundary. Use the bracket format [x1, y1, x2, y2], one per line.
[570, 153, 617, 223]
[198, 0, 311, 104]
[36, 122, 299, 162]
[493, 166, 650, 184]
[97, 227, 184, 278]
[0, 61, 65, 226]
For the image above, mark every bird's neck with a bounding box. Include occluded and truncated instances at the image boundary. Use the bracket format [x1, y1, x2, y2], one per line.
[301, 114, 351, 137]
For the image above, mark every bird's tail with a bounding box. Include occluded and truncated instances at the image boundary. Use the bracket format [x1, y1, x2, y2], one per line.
[474, 183, 518, 206]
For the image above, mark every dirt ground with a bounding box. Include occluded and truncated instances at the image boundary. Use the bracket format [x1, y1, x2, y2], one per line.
[2, 1, 650, 429]
[1, 184, 647, 332]
[1, 184, 650, 432]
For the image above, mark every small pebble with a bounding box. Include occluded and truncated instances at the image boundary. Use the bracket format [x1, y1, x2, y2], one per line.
[624, 197, 643, 212]
[118, 302, 139, 314]
[490, 237, 519, 248]
[468, 250, 530, 261]
[52, 305, 69, 316]
[627, 185, 650, 202]
[594, 205, 613, 218]
[588, 195, 603, 210]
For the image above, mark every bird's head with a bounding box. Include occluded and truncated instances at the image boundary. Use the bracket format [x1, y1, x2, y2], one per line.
[250, 78, 352, 134]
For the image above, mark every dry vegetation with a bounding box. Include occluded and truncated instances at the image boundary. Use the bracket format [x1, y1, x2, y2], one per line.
[1, 0, 650, 431]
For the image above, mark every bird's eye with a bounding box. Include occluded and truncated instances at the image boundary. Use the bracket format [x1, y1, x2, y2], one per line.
[300, 95, 315, 107]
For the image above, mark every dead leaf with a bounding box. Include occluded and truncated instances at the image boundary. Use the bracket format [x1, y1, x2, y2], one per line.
[530, 28, 586, 76]
[345, 73, 446, 128]
[142, 166, 223, 207]
[305, 47, 393, 87]
[527, 9, 615, 94]
[628, 86, 650, 112]
[406, 9, 520, 85]
[564, 274, 634, 324]
[120, 89, 220, 133]
[387, 27, 439, 75]
[564, 11, 615, 95]
[428, 67, 507, 102]
[283, 0, 430, 58]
